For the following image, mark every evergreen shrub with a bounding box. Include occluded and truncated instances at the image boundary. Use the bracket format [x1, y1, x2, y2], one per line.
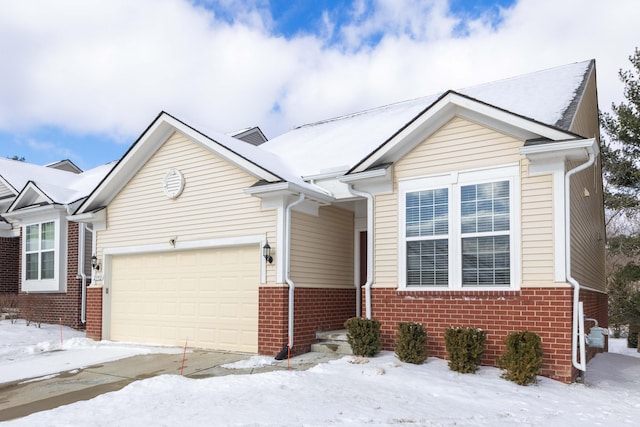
[498, 330, 543, 386]
[628, 330, 639, 349]
[344, 317, 382, 357]
[444, 326, 486, 373]
[395, 322, 428, 364]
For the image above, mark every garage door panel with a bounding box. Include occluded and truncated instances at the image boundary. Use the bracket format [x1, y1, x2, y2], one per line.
[110, 246, 259, 352]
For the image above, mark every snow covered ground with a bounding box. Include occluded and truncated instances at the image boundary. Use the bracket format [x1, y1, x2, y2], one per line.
[1, 320, 639, 426]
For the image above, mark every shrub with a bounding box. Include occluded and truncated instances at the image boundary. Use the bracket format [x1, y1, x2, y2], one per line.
[628, 330, 639, 349]
[444, 326, 486, 373]
[498, 330, 543, 386]
[395, 322, 428, 364]
[20, 294, 52, 328]
[345, 317, 382, 357]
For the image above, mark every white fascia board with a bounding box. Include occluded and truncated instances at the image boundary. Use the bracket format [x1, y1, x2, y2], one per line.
[76, 119, 175, 214]
[7, 182, 54, 213]
[340, 165, 393, 194]
[520, 138, 596, 163]
[353, 99, 456, 173]
[161, 115, 280, 182]
[353, 93, 576, 173]
[244, 181, 334, 205]
[2, 203, 66, 222]
[451, 95, 574, 141]
[66, 208, 107, 230]
[78, 113, 282, 215]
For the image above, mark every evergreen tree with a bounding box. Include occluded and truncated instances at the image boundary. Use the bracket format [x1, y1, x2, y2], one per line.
[602, 48, 640, 333]
[601, 48, 640, 216]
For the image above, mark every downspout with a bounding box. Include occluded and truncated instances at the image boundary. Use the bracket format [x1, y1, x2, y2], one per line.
[68, 205, 89, 325]
[285, 193, 305, 352]
[347, 185, 373, 319]
[78, 224, 87, 324]
[565, 144, 597, 372]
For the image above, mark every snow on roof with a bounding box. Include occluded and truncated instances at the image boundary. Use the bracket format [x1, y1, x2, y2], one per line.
[262, 60, 592, 177]
[174, 116, 330, 197]
[0, 157, 114, 208]
[459, 60, 591, 127]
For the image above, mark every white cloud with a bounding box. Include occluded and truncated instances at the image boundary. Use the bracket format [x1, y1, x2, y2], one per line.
[0, 0, 636, 143]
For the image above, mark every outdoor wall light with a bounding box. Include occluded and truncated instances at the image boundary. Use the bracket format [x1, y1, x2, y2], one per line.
[91, 255, 101, 271]
[262, 243, 273, 264]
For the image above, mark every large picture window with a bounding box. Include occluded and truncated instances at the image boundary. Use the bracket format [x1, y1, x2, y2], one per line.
[25, 221, 56, 280]
[399, 166, 518, 290]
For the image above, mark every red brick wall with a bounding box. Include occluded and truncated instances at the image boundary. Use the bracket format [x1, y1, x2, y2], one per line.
[85, 286, 103, 340]
[0, 237, 19, 293]
[370, 287, 577, 382]
[18, 222, 87, 329]
[258, 286, 356, 355]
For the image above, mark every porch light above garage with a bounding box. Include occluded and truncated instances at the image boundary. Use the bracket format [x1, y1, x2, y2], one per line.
[262, 243, 273, 264]
[91, 255, 100, 271]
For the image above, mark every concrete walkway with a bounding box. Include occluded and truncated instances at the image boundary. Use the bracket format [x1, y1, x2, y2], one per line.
[0, 350, 342, 422]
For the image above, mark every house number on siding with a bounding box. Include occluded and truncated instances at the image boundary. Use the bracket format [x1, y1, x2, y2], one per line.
[162, 168, 185, 199]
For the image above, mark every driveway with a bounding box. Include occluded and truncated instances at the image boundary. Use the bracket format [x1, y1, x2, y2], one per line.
[0, 350, 341, 422]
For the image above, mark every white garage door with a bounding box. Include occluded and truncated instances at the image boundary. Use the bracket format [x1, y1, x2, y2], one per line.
[109, 246, 259, 353]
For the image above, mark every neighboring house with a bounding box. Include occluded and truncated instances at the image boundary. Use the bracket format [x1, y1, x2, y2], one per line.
[73, 59, 605, 383]
[0, 158, 113, 328]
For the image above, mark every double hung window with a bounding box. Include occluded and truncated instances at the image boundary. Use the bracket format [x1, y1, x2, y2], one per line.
[25, 221, 56, 280]
[400, 166, 518, 290]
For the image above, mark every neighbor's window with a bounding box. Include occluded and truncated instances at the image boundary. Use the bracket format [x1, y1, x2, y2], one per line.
[401, 168, 516, 290]
[25, 221, 56, 280]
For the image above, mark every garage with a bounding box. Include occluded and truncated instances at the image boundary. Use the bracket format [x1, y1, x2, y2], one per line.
[108, 245, 259, 353]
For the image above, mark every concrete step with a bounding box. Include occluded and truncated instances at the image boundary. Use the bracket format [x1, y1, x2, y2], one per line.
[315, 329, 349, 342]
[311, 341, 353, 355]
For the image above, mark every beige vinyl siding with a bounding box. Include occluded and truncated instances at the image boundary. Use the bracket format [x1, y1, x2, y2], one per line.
[566, 69, 606, 292]
[569, 69, 600, 140]
[375, 116, 556, 288]
[395, 117, 522, 177]
[520, 160, 555, 285]
[567, 157, 606, 291]
[97, 131, 277, 284]
[290, 206, 354, 288]
[373, 192, 399, 287]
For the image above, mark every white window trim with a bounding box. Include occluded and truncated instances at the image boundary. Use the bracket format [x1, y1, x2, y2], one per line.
[21, 212, 68, 293]
[398, 164, 521, 291]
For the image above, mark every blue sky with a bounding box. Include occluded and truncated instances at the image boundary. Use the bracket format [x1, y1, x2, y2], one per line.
[0, 0, 636, 170]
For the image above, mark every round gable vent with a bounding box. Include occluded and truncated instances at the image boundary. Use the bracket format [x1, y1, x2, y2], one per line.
[162, 168, 185, 199]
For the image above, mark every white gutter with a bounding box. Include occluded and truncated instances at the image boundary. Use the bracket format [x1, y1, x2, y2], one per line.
[285, 193, 305, 349]
[347, 185, 374, 319]
[565, 142, 597, 372]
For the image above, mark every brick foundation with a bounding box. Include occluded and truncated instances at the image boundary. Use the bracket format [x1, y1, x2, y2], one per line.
[368, 287, 603, 383]
[258, 286, 356, 356]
